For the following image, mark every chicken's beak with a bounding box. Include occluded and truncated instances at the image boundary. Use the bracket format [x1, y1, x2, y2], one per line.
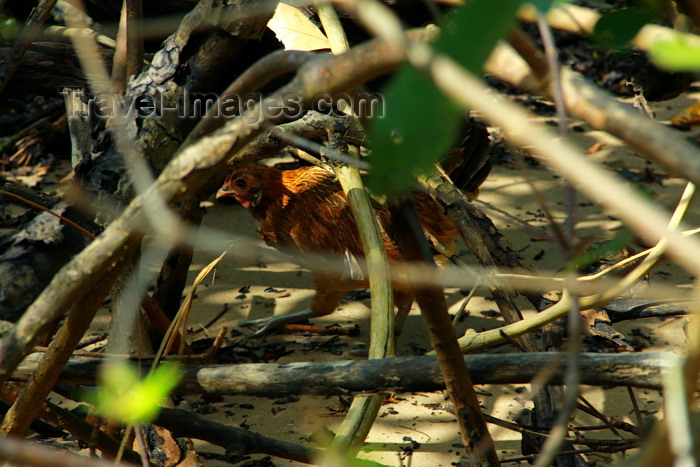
[216, 175, 237, 200]
[215, 181, 261, 208]
[216, 186, 233, 200]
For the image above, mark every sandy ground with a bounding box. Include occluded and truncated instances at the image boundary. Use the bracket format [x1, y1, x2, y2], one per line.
[165, 93, 699, 466]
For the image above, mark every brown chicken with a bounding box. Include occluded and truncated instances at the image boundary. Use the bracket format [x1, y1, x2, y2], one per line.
[217, 127, 491, 336]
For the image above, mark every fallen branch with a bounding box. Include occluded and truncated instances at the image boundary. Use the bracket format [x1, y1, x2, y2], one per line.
[13, 352, 675, 394]
[153, 407, 318, 465]
[152, 406, 386, 466]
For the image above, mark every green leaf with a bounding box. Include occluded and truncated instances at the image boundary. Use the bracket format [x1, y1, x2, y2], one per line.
[367, 0, 521, 195]
[439, 0, 521, 71]
[367, 68, 462, 195]
[648, 36, 700, 71]
[527, 0, 571, 13]
[592, 8, 657, 49]
[0, 16, 19, 41]
[93, 361, 182, 424]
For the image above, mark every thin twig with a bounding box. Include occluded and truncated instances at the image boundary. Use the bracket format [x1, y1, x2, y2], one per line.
[576, 399, 639, 436]
[536, 10, 576, 249]
[0, 190, 96, 239]
[203, 326, 228, 364]
[627, 387, 644, 429]
[577, 397, 623, 439]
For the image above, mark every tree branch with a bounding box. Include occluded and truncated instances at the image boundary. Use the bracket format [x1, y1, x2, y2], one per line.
[12, 352, 674, 394]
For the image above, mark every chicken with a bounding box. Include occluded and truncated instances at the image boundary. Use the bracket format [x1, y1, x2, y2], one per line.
[217, 126, 491, 337]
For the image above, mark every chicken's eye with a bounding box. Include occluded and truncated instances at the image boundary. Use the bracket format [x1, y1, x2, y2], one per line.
[235, 178, 247, 189]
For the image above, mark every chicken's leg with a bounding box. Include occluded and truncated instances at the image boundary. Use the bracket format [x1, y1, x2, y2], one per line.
[239, 274, 347, 337]
[393, 288, 414, 336]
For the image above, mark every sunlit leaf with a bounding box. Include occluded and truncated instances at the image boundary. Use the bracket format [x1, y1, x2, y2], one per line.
[648, 36, 700, 71]
[592, 8, 657, 49]
[267, 2, 330, 51]
[368, 0, 520, 195]
[92, 361, 182, 425]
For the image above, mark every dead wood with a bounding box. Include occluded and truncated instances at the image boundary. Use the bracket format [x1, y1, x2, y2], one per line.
[13, 352, 672, 395]
[110, 0, 144, 94]
[151, 406, 386, 465]
[603, 299, 689, 322]
[76, 0, 278, 204]
[0, 436, 136, 467]
[0, 0, 266, 320]
[2, 3, 688, 463]
[0, 177, 61, 210]
[153, 407, 318, 464]
[0, 199, 100, 321]
[488, 35, 700, 190]
[0, 42, 113, 99]
[0, 399, 63, 438]
[390, 199, 499, 465]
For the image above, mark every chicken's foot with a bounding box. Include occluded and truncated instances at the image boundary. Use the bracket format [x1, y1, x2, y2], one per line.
[239, 309, 317, 337]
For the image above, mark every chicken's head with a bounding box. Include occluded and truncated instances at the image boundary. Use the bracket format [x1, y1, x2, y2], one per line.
[216, 170, 262, 208]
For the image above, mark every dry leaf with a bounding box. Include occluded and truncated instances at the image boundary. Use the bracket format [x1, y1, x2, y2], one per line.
[670, 101, 700, 126]
[10, 164, 51, 187]
[268, 2, 330, 51]
[581, 308, 633, 351]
